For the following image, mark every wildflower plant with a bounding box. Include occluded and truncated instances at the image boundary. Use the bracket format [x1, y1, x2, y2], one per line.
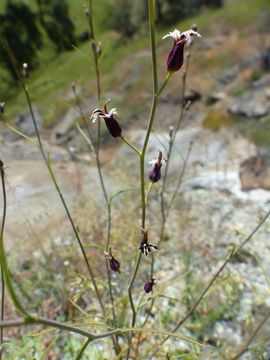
[163, 29, 201, 72]
[1, 1, 270, 359]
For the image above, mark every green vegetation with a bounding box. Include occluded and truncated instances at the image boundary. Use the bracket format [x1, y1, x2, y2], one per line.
[203, 109, 232, 130]
[0, 2, 43, 79]
[250, 118, 270, 147]
[0, 0, 270, 126]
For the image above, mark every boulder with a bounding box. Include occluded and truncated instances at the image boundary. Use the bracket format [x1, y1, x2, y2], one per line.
[52, 108, 78, 145]
[15, 107, 42, 137]
[228, 87, 269, 118]
[240, 155, 270, 190]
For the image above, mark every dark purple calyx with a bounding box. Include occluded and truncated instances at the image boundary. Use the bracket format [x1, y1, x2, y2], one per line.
[149, 163, 162, 183]
[109, 256, 120, 272]
[167, 36, 187, 72]
[144, 277, 155, 293]
[149, 151, 165, 183]
[109, 248, 120, 272]
[104, 115, 122, 138]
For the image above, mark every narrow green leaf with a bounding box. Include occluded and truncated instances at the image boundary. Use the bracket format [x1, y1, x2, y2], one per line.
[6, 124, 38, 147]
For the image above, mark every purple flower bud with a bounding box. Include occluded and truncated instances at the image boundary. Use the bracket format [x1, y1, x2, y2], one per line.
[109, 256, 120, 272]
[104, 115, 122, 138]
[144, 277, 155, 293]
[149, 151, 166, 183]
[163, 29, 201, 72]
[149, 162, 162, 183]
[0, 103, 5, 114]
[91, 102, 122, 138]
[167, 36, 187, 72]
[108, 248, 120, 272]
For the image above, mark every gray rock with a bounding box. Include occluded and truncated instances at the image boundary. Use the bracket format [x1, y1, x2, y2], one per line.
[198, 35, 226, 51]
[228, 88, 269, 118]
[240, 155, 270, 190]
[206, 92, 226, 105]
[218, 66, 239, 85]
[15, 107, 42, 137]
[229, 101, 267, 117]
[52, 108, 78, 145]
[252, 73, 270, 88]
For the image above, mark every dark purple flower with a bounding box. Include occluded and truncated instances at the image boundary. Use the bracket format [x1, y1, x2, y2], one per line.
[104, 116, 122, 138]
[163, 29, 201, 72]
[91, 102, 122, 138]
[149, 151, 166, 183]
[139, 229, 157, 256]
[108, 248, 120, 272]
[144, 277, 155, 293]
[0, 103, 5, 114]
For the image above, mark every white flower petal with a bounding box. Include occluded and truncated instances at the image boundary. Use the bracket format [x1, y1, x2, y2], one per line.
[182, 30, 202, 46]
[148, 159, 156, 166]
[108, 108, 118, 117]
[90, 111, 100, 123]
[162, 29, 181, 42]
[163, 28, 201, 45]
[161, 159, 167, 166]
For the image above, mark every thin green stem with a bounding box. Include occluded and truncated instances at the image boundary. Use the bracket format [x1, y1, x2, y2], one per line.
[126, 252, 142, 360]
[0, 317, 118, 339]
[2, 42, 105, 316]
[72, 84, 95, 152]
[149, 0, 158, 96]
[142, 97, 158, 156]
[0, 160, 6, 359]
[0, 264, 4, 359]
[144, 52, 193, 335]
[159, 129, 174, 242]
[0, 162, 31, 318]
[120, 136, 141, 157]
[46, 157, 105, 314]
[0, 318, 204, 346]
[87, 3, 120, 354]
[87, 0, 108, 204]
[105, 203, 118, 329]
[140, 155, 146, 229]
[75, 338, 92, 360]
[145, 182, 153, 204]
[230, 308, 270, 360]
[159, 61, 190, 239]
[88, 0, 101, 103]
[150, 53, 192, 300]
[162, 53, 191, 201]
[165, 141, 193, 219]
[129, 252, 143, 328]
[74, 90, 119, 332]
[126, 1, 172, 356]
[157, 72, 173, 97]
[158, 141, 193, 251]
[134, 298, 155, 357]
